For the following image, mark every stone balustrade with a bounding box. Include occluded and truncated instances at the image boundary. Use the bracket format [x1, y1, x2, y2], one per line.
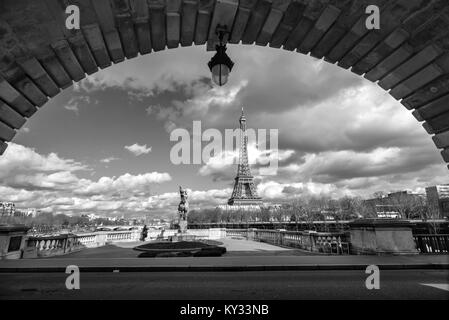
[16, 225, 449, 258]
[190, 228, 226, 240]
[227, 228, 350, 255]
[20, 228, 227, 258]
[225, 229, 248, 239]
[227, 226, 449, 255]
[141, 228, 226, 241]
[24, 234, 83, 258]
[414, 234, 449, 254]
[23, 230, 142, 258]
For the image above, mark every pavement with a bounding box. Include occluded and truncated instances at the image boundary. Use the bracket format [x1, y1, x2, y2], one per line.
[1, 270, 448, 299]
[0, 238, 447, 272]
[0, 253, 448, 272]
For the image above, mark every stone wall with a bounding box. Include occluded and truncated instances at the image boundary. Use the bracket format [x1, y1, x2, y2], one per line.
[0, 225, 30, 260]
[349, 219, 419, 255]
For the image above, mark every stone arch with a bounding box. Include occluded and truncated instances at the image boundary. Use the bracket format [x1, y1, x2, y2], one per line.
[0, 0, 449, 169]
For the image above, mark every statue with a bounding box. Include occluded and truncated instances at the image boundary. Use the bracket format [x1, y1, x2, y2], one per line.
[177, 186, 189, 233]
[140, 224, 148, 241]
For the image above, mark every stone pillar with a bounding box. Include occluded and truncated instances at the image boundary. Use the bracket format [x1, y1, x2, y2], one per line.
[0, 224, 30, 259]
[349, 219, 418, 255]
[208, 228, 226, 239]
[95, 232, 107, 247]
[179, 220, 188, 233]
[247, 228, 256, 241]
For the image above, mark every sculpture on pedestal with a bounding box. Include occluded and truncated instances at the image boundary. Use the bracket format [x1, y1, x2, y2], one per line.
[140, 224, 148, 241]
[177, 186, 189, 233]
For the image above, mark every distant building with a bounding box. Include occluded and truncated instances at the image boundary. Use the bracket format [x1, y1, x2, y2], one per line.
[0, 202, 15, 216]
[81, 213, 102, 221]
[24, 208, 41, 217]
[426, 185, 449, 219]
[364, 190, 425, 219]
[217, 204, 262, 212]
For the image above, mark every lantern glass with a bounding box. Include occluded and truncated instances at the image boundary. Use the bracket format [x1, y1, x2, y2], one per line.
[211, 64, 230, 86]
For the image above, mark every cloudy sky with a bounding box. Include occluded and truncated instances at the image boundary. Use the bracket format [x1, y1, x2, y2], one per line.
[1, 45, 447, 218]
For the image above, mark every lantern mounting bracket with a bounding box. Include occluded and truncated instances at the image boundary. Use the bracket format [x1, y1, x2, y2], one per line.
[215, 24, 230, 46]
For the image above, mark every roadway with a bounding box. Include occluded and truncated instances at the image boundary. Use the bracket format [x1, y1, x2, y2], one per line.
[1, 270, 448, 299]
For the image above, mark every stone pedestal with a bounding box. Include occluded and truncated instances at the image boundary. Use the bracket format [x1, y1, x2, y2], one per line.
[170, 233, 196, 242]
[349, 219, 418, 255]
[0, 224, 30, 260]
[179, 220, 188, 233]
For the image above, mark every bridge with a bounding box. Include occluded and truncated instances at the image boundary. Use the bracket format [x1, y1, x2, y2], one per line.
[0, 0, 449, 168]
[189, 219, 449, 233]
[2, 220, 449, 259]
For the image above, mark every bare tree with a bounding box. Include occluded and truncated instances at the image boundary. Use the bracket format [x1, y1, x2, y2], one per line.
[387, 193, 427, 219]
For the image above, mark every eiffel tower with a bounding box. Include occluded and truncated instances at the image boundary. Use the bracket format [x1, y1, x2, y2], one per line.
[228, 107, 262, 207]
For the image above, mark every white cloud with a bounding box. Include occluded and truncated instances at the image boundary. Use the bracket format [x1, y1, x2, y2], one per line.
[75, 172, 172, 196]
[0, 144, 173, 216]
[64, 96, 91, 115]
[257, 181, 343, 200]
[100, 157, 119, 163]
[124, 143, 152, 156]
[1, 143, 445, 217]
[141, 188, 232, 212]
[198, 140, 295, 180]
[0, 143, 87, 179]
[72, 46, 209, 96]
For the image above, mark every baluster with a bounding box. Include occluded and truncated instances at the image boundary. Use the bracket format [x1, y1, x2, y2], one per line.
[425, 236, 430, 253]
[430, 236, 437, 253]
[415, 236, 421, 253]
[438, 236, 442, 253]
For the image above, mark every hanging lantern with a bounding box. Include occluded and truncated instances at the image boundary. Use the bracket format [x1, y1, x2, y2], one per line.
[207, 25, 234, 86]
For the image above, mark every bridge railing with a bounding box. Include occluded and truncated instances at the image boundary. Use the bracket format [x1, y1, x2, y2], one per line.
[225, 229, 249, 238]
[414, 234, 449, 254]
[24, 234, 84, 258]
[227, 229, 350, 255]
[258, 230, 350, 255]
[22, 228, 227, 258]
[105, 230, 141, 242]
[23, 230, 142, 258]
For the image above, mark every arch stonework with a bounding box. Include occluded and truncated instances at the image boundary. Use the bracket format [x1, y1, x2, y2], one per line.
[0, 0, 449, 169]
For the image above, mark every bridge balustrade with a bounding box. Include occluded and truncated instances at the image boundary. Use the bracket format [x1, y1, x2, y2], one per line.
[226, 229, 248, 238]
[227, 229, 350, 255]
[414, 234, 449, 254]
[23, 230, 142, 258]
